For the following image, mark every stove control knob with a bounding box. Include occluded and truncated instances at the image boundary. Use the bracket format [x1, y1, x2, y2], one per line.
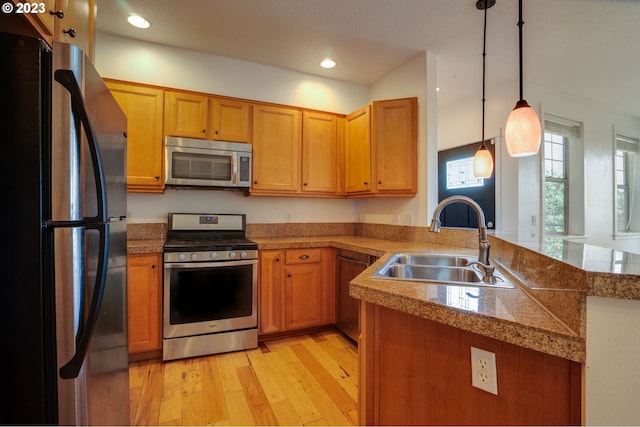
[240, 251, 248, 259]
[190, 253, 198, 261]
[210, 252, 218, 260]
[229, 251, 237, 259]
[178, 253, 186, 261]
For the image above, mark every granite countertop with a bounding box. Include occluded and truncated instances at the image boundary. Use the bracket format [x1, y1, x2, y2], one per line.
[253, 235, 586, 363]
[126, 223, 166, 254]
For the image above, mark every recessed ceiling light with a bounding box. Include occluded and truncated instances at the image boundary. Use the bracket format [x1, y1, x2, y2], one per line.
[127, 15, 151, 29]
[320, 58, 336, 69]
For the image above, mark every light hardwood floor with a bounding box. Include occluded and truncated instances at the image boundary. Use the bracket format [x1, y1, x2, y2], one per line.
[129, 330, 358, 426]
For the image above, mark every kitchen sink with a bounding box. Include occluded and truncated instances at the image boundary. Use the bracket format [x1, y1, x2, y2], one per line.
[391, 253, 474, 267]
[372, 253, 514, 288]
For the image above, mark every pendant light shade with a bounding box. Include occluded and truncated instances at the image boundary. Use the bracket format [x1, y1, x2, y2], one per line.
[472, 0, 495, 179]
[505, 0, 541, 157]
[505, 100, 541, 156]
[473, 144, 494, 177]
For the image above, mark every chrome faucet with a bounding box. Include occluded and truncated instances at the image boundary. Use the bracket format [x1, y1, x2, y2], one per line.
[429, 196, 493, 280]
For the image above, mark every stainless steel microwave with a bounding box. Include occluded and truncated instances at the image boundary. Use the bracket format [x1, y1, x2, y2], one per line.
[165, 137, 252, 188]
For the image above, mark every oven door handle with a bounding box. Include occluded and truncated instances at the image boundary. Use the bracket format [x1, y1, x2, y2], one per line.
[164, 259, 258, 269]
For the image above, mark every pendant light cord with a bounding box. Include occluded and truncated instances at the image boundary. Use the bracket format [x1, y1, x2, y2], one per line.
[517, 0, 524, 101]
[481, 2, 488, 148]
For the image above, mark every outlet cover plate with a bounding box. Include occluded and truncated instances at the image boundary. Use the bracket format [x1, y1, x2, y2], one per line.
[470, 346, 498, 395]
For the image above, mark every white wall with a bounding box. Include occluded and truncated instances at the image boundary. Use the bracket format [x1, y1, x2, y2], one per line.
[438, 77, 640, 252]
[95, 33, 368, 114]
[586, 296, 640, 425]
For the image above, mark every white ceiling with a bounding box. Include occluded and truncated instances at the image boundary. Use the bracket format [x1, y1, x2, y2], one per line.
[95, 0, 640, 117]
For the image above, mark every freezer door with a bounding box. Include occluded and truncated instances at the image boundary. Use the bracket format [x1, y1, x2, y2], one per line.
[79, 47, 127, 220]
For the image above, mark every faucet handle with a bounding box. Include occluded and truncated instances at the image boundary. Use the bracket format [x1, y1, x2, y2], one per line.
[467, 261, 497, 284]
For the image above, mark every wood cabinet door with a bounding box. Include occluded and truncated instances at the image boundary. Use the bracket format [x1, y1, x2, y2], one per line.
[259, 250, 284, 334]
[345, 104, 371, 194]
[252, 104, 301, 192]
[284, 262, 324, 330]
[107, 80, 165, 193]
[373, 98, 418, 194]
[164, 90, 209, 139]
[210, 97, 252, 142]
[302, 111, 340, 194]
[54, 0, 95, 61]
[12, 0, 56, 45]
[127, 253, 162, 354]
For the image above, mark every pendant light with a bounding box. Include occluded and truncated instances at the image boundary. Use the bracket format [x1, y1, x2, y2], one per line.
[504, 0, 541, 157]
[473, 0, 495, 178]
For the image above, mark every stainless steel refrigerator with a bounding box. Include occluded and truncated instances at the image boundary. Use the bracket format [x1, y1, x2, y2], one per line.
[0, 32, 130, 425]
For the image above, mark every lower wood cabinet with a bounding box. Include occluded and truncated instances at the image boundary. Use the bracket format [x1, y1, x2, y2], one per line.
[127, 253, 162, 355]
[359, 302, 582, 426]
[259, 248, 335, 335]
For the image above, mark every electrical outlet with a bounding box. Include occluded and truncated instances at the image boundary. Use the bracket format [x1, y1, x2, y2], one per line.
[470, 347, 498, 395]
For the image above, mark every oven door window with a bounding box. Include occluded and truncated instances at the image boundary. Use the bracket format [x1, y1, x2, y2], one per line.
[168, 264, 253, 324]
[172, 152, 232, 181]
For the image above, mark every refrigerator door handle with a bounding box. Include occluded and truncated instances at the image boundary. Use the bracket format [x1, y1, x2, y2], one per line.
[59, 222, 110, 379]
[53, 68, 107, 223]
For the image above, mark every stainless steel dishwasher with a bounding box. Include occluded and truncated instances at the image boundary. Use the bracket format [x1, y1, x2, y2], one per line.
[335, 249, 376, 342]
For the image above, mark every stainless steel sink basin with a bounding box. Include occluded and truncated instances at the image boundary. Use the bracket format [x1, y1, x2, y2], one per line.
[392, 253, 473, 267]
[372, 253, 514, 288]
[381, 264, 483, 282]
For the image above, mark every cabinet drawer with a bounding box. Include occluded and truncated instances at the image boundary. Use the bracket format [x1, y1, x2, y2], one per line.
[285, 248, 323, 264]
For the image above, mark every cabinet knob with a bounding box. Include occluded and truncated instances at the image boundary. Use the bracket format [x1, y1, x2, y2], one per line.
[155, 175, 160, 180]
[287, 273, 292, 278]
[303, 182, 308, 186]
[254, 180, 258, 184]
[151, 264, 157, 269]
[275, 258, 280, 262]
[299, 254, 309, 260]
[63, 28, 77, 38]
[49, 10, 64, 18]
[215, 130, 219, 135]
[378, 180, 382, 185]
[201, 129, 206, 133]
[363, 181, 368, 186]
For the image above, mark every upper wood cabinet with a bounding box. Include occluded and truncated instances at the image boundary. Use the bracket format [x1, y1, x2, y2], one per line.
[9, 0, 95, 60]
[54, 0, 96, 61]
[345, 104, 372, 194]
[345, 97, 417, 197]
[106, 80, 165, 193]
[251, 104, 301, 194]
[302, 111, 344, 195]
[373, 97, 418, 194]
[164, 90, 252, 142]
[9, 0, 55, 45]
[210, 97, 252, 142]
[164, 91, 209, 139]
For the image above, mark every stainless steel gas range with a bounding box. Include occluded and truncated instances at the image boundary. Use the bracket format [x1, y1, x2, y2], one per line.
[162, 213, 258, 361]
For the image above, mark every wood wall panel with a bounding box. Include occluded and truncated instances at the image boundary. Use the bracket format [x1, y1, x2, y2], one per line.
[361, 303, 582, 426]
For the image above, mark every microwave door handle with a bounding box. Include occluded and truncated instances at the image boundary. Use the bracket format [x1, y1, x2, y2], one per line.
[232, 152, 238, 185]
[59, 223, 110, 379]
[54, 69, 107, 224]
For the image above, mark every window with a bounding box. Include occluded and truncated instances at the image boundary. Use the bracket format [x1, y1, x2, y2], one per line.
[544, 131, 568, 234]
[615, 135, 639, 233]
[543, 115, 582, 235]
[446, 157, 484, 190]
